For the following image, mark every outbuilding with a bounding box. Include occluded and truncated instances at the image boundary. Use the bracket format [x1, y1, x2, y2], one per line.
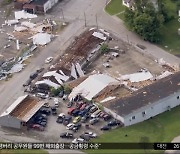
[0, 95, 44, 129]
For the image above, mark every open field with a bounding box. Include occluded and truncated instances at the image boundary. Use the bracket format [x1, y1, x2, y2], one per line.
[158, 0, 180, 55]
[87, 106, 180, 154]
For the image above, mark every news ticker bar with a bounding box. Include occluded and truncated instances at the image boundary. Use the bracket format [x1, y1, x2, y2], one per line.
[0, 143, 179, 150]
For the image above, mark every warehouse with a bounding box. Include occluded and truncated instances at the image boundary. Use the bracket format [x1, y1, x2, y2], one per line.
[0, 95, 44, 129]
[102, 71, 180, 126]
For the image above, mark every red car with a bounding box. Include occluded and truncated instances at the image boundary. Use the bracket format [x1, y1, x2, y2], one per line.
[31, 124, 44, 131]
[80, 104, 86, 110]
[76, 101, 84, 109]
[68, 107, 76, 115]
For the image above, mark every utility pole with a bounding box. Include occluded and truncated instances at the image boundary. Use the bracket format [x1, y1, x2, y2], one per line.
[61, 8, 65, 21]
[95, 14, 98, 29]
[127, 34, 130, 44]
[84, 12, 87, 27]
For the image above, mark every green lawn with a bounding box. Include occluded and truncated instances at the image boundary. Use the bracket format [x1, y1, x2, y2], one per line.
[158, 0, 180, 55]
[105, 0, 125, 15]
[105, 0, 180, 55]
[87, 106, 180, 154]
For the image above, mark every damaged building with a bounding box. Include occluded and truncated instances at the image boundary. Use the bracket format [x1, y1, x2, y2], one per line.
[14, 0, 59, 14]
[102, 71, 180, 126]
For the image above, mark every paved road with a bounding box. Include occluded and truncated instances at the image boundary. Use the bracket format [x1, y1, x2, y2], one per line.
[0, 0, 179, 153]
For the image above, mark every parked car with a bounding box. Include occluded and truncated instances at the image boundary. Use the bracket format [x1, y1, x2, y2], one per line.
[35, 121, 47, 127]
[80, 134, 90, 141]
[100, 125, 111, 131]
[58, 113, 66, 118]
[78, 109, 88, 117]
[73, 116, 81, 124]
[39, 108, 51, 115]
[36, 93, 48, 99]
[99, 112, 106, 118]
[81, 115, 89, 123]
[51, 107, 57, 115]
[84, 104, 94, 111]
[54, 98, 59, 108]
[56, 117, 63, 124]
[72, 109, 80, 117]
[91, 109, 101, 118]
[30, 72, 38, 80]
[75, 101, 84, 109]
[60, 132, 73, 139]
[64, 116, 72, 125]
[80, 104, 86, 110]
[68, 107, 76, 115]
[58, 90, 64, 98]
[103, 114, 112, 121]
[84, 132, 97, 138]
[90, 106, 98, 113]
[45, 57, 53, 63]
[31, 124, 44, 131]
[62, 94, 68, 101]
[72, 138, 85, 144]
[36, 68, 44, 73]
[43, 103, 50, 108]
[72, 123, 81, 132]
[23, 79, 32, 87]
[67, 101, 73, 108]
[89, 118, 99, 125]
[66, 123, 75, 130]
[107, 120, 122, 127]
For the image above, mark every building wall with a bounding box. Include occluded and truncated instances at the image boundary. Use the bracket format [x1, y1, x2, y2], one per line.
[123, 91, 180, 126]
[0, 115, 21, 129]
[44, 0, 59, 13]
[104, 106, 125, 123]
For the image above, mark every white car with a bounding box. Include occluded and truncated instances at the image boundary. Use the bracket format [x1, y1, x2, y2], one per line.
[66, 123, 74, 130]
[72, 138, 85, 144]
[84, 132, 97, 138]
[54, 98, 59, 107]
[58, 113, 65, 118]
[45, 57, 53, 63]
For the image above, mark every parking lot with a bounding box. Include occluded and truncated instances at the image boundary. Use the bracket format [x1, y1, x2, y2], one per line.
[23, 94, 122, 143]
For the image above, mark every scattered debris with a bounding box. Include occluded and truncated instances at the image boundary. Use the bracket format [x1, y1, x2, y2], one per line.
[5, 20, 19, 26]
[155, 71, 173, 80]
[32, 33, 51, 45]
[101, 96, 116, 103]
[9, 63, 24, 73]
[119, 70, 153, 83]
[15, 10, 37, 20]
[103, 63, 110, 68]
[111, 52, 119, 57]
[21, 21, 36, 29]
[14, 26, 28, 32]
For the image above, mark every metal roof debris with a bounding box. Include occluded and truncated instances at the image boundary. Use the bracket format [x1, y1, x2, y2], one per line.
[32, 33, 51, 45]
[15, 10, 37, 20]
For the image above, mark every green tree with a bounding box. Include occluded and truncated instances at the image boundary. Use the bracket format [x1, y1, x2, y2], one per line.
[124, 0, 164, 42]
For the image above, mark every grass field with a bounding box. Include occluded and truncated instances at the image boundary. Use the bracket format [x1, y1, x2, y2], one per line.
[158, 0, 180, 55]
[105, 0, 180, 55]
[105, 0, 125, 15]
[87, 106, 180, 154]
